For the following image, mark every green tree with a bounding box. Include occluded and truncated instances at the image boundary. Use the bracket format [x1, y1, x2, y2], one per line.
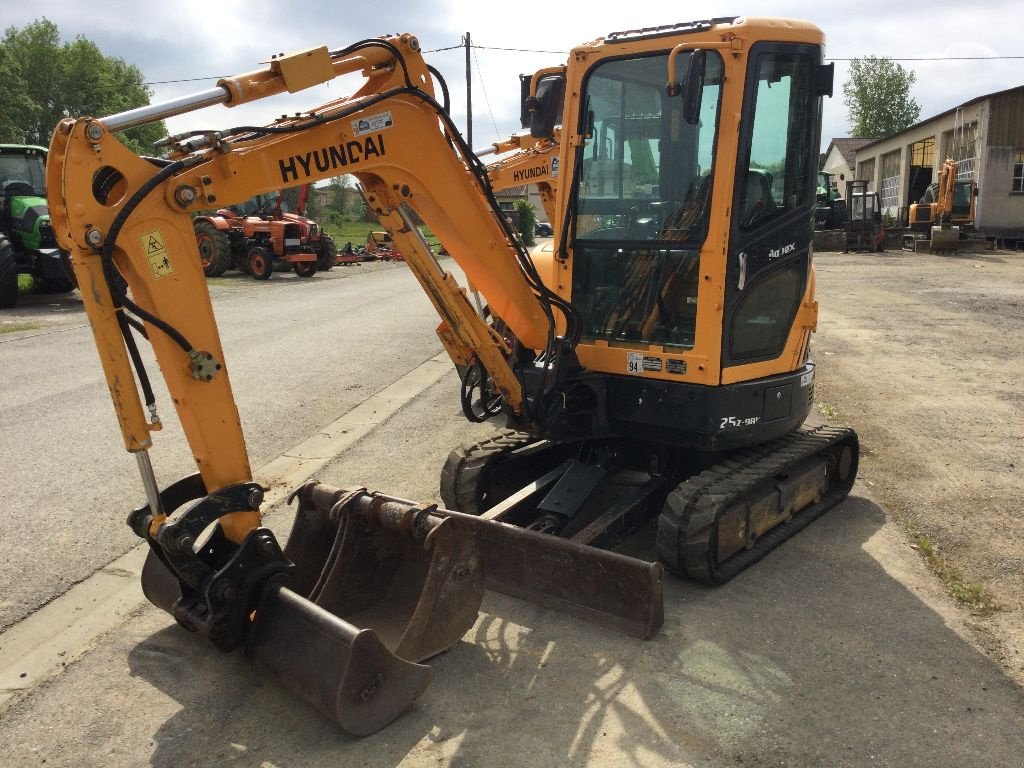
[842, 56, 921, 139]
[514, 199, 537, 247]
[0, 19, 166, 153]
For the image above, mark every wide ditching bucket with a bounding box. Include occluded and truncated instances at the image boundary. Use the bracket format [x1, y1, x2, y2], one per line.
[139, 480, 662, 735]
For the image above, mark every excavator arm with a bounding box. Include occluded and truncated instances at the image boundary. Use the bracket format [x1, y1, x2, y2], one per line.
[482, 130, 562, 224]
[46, 33, 657, 735]
[50, 37, 556, 465]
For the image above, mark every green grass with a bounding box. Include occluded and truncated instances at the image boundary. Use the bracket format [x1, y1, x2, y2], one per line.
[0, 322, 43, 334]
[323, 222, 442, 252]
[913, 535, 999, 614]
[816, 402, 839, 419]
[17, 275, 33, 294]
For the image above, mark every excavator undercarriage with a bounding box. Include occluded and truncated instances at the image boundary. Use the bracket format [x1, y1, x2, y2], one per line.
[441, 424, 858, 586]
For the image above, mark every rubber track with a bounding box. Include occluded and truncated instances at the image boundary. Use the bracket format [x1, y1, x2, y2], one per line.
[439, 428, 540, 515]
[657, 425, 859, 585]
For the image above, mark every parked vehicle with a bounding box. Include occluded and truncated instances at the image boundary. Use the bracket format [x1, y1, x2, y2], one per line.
[48, 18, 856, 735]
[815, 171, 846, 230]
[193, 186, 335, 280]
[364, 230, 404, 261]
[905, 158, 977, 252]
[0, 145, 75, 308]
[844, 180, 885, 252]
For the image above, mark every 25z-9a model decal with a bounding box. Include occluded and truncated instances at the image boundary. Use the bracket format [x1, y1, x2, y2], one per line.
[720, 415, 761, 429]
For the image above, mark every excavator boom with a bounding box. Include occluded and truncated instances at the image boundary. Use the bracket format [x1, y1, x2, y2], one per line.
[46, 31, 657, 734]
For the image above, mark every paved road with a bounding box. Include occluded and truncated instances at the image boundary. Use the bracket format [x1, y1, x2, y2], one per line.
[1, 256, 1022, 767]
[0, 263, 443, 630]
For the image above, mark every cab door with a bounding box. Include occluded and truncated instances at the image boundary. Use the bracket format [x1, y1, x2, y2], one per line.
[722, 44, 823, 371]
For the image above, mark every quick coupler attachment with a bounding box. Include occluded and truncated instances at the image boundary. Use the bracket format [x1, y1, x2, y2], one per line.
[132, 475, 485, 735]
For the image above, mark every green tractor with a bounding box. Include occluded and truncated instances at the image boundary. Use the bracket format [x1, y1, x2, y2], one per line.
[0, 144, 76, 308]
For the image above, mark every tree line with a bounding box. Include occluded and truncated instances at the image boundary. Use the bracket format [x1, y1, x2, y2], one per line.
[0, 19, 165, 152]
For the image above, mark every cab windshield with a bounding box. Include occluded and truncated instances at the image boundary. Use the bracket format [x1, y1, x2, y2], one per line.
[570, 51, 723, 350]
[0, 151, 47, 197]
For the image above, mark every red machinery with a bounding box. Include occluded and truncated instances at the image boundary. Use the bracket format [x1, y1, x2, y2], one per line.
[193, 184, 337, 279]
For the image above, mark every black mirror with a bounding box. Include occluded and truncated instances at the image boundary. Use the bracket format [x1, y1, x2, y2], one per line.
[814, 62, 835, 98]
[519, 74, 532, 129]
[523, 75, 565, 140]
[681, 51, 706, 125]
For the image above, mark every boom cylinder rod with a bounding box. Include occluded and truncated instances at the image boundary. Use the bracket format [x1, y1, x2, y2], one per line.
[102, 87, 230, 133]
[101, 44, 399, 133]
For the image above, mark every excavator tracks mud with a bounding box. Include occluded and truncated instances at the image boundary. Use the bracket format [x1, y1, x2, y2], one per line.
[657, 425, 859, 584]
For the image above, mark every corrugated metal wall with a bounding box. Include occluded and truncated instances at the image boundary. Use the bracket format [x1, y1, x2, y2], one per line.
[987, 89, 1024, 146]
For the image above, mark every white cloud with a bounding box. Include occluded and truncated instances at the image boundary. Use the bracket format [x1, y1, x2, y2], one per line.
[6, 1, 1021, 149]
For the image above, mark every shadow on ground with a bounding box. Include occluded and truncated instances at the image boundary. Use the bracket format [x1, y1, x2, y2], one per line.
[107, 496, 1024, 768]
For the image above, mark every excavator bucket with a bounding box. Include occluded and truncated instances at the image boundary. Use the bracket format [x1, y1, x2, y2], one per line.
[139, 482, 485, 735]
[278, 484, 485, 663]
[138, 479, 663, 735]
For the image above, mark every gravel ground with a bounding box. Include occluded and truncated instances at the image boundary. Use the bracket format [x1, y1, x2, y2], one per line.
[811, 246, 1024, 685]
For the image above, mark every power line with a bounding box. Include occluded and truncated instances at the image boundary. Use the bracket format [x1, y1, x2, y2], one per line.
[828, 55, 1024, 61]
[472, 46, 501, 142]
[470, 44, 568, 55]
[142, 52, 1024, 87]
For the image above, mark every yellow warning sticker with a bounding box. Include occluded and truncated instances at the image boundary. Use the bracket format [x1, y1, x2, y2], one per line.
[141, 229, 173, 279]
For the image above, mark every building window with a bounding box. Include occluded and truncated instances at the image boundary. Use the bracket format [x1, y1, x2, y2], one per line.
[1014, 150, 1024, 193]
[949, 119, 978, 181]
[909, 137, 935, 167]
[879, 150, 901, 214]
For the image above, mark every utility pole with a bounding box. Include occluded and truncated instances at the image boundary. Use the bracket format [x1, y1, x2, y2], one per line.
[464, 32, 473, 147]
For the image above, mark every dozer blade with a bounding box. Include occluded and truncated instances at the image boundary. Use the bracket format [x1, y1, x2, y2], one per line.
[930, 224, 961, 252]
[137, 481, 486, 735]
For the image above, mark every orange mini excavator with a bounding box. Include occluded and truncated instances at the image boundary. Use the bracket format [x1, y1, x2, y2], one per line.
[47, 18, 857, 734]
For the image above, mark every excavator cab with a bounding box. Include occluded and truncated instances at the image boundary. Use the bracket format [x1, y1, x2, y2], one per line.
[46, 18, 857, 737]
[548, 32, 834, 451]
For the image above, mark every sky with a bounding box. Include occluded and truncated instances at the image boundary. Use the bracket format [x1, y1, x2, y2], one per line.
[5, 0, 1022, 155]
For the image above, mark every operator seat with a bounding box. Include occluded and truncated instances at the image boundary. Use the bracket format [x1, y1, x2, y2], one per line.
[3, 181, 36, 198]
[740, 171, 775, 228]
